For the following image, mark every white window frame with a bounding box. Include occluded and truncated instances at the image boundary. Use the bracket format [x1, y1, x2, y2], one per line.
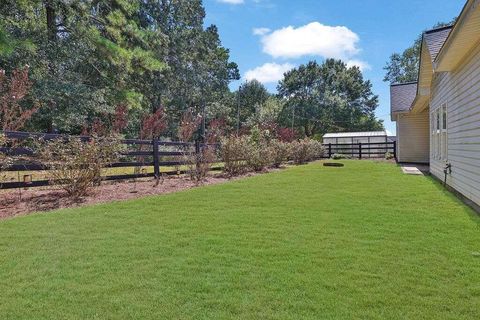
[431, 104, 448, 161]
[433, 108, 441, 160]
[441, 103, 448, 161]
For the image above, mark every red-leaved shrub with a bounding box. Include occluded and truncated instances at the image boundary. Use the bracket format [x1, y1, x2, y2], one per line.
[276, 127, 297, 143]
[141, 107, 168, 139]
[0, 66, 39, 131]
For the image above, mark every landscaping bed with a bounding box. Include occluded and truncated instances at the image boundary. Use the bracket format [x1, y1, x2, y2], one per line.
[0, 171, 267, 218]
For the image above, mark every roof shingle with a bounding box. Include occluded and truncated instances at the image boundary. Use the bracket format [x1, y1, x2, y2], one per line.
[390, 82, 418, 115]
[424, 26, 453, 62]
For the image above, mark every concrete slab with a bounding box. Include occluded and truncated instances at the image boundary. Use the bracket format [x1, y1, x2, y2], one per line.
[401, 164, 429, 175]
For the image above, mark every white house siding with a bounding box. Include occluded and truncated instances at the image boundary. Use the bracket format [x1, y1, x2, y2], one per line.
[430, 42, 480, 206]
[396, 112, 430, 163]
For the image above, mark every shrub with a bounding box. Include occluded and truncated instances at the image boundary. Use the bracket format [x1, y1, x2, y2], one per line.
[385, 152, 394, 160]
[290, 138, 324, 164]
[0, 134, 13, 184]
[0, 67, 40, 131]
[331, 153, 349, 160]
[178, 108, 202, 142]
[178, 109, 213, 182]
[206, 118, 227, 144]
[37, 135, 122, 197]
[183, 144, 217, 183]
[141, 107, 168, 140]
[270, 139, 290, 168]
[220, 135, 249, 176]
[245, 141, 274, 172]
[0, 133, 8, 166]
[276, 127, 297, 142]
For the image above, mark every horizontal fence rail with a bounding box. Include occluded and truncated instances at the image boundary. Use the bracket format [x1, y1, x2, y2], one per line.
[323, 141, 396, 160]
[0, 131, 219, 190]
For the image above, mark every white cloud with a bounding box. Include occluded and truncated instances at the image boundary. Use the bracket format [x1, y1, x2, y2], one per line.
[346, 59, 371, 71]
[253, 27, 271, 36]
[217, 0, 244, 4]
[259, 22, 360, 60]
[244, 62, 295, 84]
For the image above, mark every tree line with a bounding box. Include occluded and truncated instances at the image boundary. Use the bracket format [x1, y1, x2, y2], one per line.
[1, 0, 384, 140]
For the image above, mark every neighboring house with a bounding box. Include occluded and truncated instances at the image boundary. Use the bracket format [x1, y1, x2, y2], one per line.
[390, 0, 480, 207]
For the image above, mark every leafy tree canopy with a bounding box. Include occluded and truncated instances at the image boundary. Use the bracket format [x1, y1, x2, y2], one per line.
[278, 59, 383, 137]
[235, 80, 270, 128]
[383, 19, 456, 84]
[0, 0, 239, 136]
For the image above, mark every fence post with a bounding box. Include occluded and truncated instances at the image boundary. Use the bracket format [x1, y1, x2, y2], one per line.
[393, 140, 397, 161]
[153, 138, 160, 179]
[328, 143, 332, 158]
[359, 142, 362, 160]
[195, 138, 201, 172]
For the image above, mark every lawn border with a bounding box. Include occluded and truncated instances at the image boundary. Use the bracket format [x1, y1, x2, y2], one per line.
[430, 174, 480, 214]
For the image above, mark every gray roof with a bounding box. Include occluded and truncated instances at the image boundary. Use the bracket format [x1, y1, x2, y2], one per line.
[424, 26, 453, 62]
[323, 131, 387, 138]
[390, 82, 418, 114]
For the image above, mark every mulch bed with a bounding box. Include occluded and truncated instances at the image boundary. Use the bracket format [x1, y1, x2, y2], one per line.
[0, 171, 263, 219]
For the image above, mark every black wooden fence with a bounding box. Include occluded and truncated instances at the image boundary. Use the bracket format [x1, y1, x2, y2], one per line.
[323, 141, 396, 160]
[0, 131, 218, 190]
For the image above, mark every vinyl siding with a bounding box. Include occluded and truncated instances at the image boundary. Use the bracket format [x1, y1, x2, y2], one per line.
[430, 41, 480, 206]
[397, 112, 430, 163]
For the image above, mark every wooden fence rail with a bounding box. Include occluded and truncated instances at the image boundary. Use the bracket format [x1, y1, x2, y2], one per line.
[0, 131, 219, 190]
[2, 131, 395, 190]
[323, 141, 396, 160]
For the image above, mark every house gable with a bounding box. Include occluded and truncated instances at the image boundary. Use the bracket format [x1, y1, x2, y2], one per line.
[436, 0, 480, 72]
[411, 27, 453, 113]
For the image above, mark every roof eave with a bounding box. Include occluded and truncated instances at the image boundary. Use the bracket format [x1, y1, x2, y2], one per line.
[409, 38, 433, 113]
[391, 111, 409, 122]
[410, 94, 429, 113]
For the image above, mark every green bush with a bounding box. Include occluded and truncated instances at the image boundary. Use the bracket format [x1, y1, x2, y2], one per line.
[0, 134, 10, 169]
[270, 140, 290, 168]
[221, 135, 324, 175]
[0, 134, 13, 185]
[37, 135, 123, 197]
[245, 142, 273, 172]
[331, 153, 350, 160]
[220, 136, 249, 176]
[289, 138, 324, 164]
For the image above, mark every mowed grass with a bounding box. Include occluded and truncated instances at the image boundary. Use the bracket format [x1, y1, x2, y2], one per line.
[1, 161, 479, 319]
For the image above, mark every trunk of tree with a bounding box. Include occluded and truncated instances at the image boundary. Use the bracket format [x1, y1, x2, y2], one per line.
[45, 0, 57, 80]
[45, 0, 56, 42]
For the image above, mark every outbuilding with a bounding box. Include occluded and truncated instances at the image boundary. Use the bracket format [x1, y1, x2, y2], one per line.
[323, 131, 394, 158]
[323, 131, 390, 145]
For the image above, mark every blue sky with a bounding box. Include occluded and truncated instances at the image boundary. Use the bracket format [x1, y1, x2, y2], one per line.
[203, 0, 465, 135]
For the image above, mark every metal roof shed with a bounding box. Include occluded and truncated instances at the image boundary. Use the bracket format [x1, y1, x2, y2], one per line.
[323, 131, 389, 144]
[323, 131, 393, 158]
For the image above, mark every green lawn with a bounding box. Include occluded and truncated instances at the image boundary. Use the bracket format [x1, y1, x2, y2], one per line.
[1, 161, 479, 319]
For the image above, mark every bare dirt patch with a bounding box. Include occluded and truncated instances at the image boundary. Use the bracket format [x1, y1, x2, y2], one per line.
[0, 171, 264, 219]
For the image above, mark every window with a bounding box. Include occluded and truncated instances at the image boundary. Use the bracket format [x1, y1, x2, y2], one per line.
[441, 104, 448, 160]
[436, 110, 441, 160]
[431, 104, 448, 161]
[442, 105, 447, 130]
[436, 111, 440, 132]
[431, 115, 436, 159]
